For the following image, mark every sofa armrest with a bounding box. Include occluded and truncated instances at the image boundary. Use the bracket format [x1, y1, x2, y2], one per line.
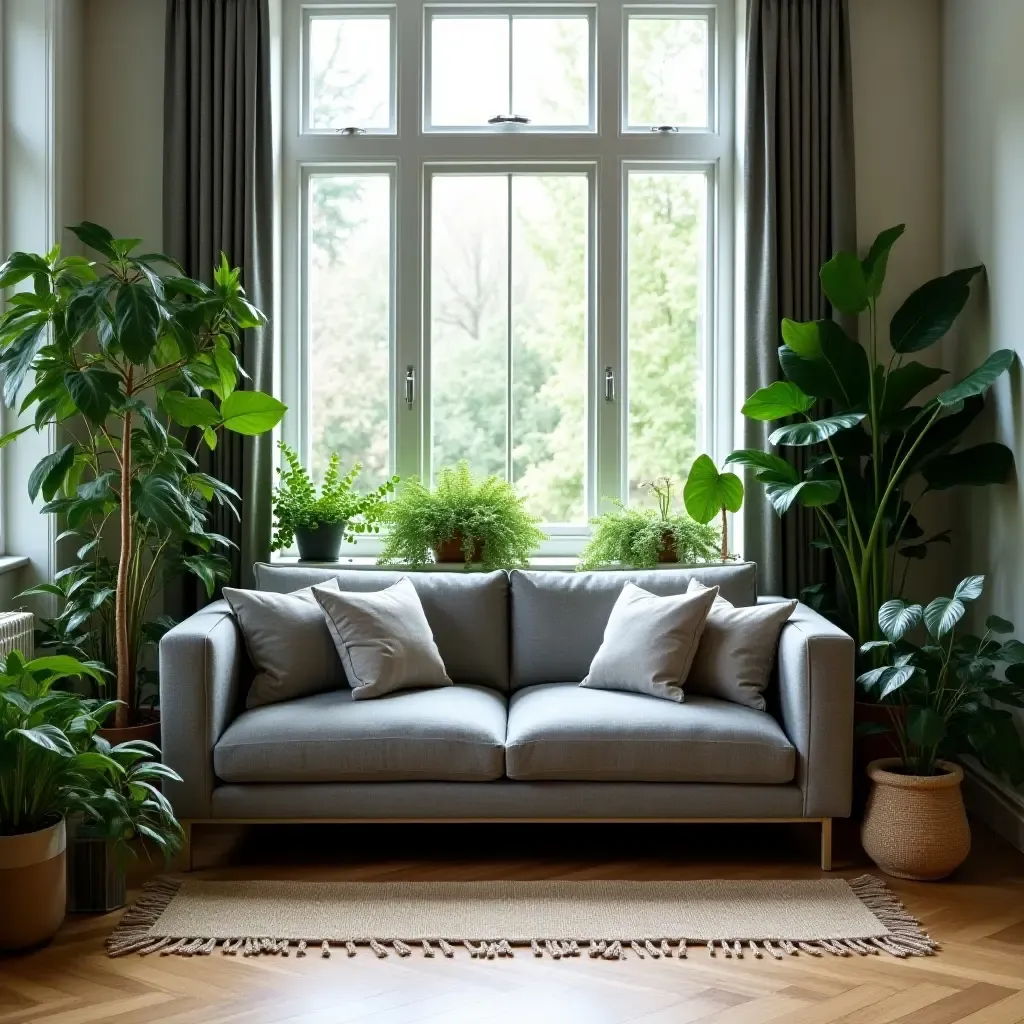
[770, 599, 855, 818]
[159, 600, 244, 819]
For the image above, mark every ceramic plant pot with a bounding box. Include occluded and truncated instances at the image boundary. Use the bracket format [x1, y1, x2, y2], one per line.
[433, 534, 485, 564]
[861, 758, 971, 880]
[0, 817, 67, 950]
[295, 521, 347, 561]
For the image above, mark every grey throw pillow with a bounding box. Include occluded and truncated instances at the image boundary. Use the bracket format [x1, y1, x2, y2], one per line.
[313, 577, 452, 700]
[685, 578, 797, 710]
[224, 579, 345, 709]
[580, 581, 719, 702]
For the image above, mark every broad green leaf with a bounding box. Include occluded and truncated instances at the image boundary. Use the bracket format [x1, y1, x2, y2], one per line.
[879, 665, 917, 699]
[682, 454, 744, 524]
[954, 575, 985, 601]
[780, 318, 821, 359]
[860, 640, 893, 654]
[203, 426, 218, 450]
[64, 367, 121, 425]
[878, 599, 923, 642]
[862, 224, 905, 298]
[923, 595, 966, 638]
[880, 362, 947, 421]
[77, 471, 116, 502]
[132, 473, 199, 532]
[68, 221, 117, 258]
[769, 412, 865, 446]
[28, 443, 74, 502]
[29, 655, 107, 682]
[857, 665, 892, 690]
[0, 251, 50, 288]
[922, 442, 1014, 490]
[986, 615, 1014, 635]
[819, 250, 869, 315]
[161, 391, 221, 429]
[779, 320, 869, 408]
[210, 341, 238, 400]
[10, 725, 75, 756]
[64, 278, 113, 339]
[220, 390, 286, 435]
[724, 449, 800, 484]
[907, 706, 946, 748]
[0, 322, 48, 406]
[890, 266, 983, 352]
[115, 282, 162, 363]
[764, 478, 841, 515]
[935, 349, 1014, 407]
[0, 424, 31, 449]
[182, 554, 220, 597]
[740, 381, 815, 421]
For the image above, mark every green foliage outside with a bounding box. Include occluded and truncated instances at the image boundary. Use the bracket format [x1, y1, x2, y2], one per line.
[859, 576, 1024, 783]
[271, 441, 397, 552]
[0, 650, 182, 851]
[378, 462, 545, 570]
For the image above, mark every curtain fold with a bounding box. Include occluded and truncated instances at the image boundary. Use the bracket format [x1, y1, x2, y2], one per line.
[741, 0, 856, 598]
[163, 0, 274, 598]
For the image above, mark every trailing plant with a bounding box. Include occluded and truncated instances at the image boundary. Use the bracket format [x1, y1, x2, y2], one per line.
[270, 442, 397, 552]
[858, 575, 1024, 782]
[683, 455, 744, 561]
[577, 477, 721, 570]
[0, 650, 183, 856]
[727, 224, 1015, 647]
[377, 462, 544, 570]
[0, 223, 286, 727]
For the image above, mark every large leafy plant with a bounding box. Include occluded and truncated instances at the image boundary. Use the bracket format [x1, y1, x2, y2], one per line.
[0, 651, 182, 855]
[0, 223, 286, 728]
[270, 442, 397, 552]
[859, 576, 1024, 782]
[378, 462, 544, 570]
[578, 477, 721, 570]
[728, 225, 1014, 646]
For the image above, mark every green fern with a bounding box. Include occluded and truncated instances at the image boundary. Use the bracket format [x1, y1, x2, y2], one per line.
[377, 462, 545, 570]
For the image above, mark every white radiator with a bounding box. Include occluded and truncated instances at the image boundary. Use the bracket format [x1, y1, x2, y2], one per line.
[0, 611, 34, 660]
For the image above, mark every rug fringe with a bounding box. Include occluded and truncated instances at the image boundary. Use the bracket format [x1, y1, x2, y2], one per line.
[107, 874, 938, 961]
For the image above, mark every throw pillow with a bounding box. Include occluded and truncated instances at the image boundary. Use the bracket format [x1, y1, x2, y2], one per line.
[313, 577, 452, 700]
[580, 581, 719, 702]
[685, 578, 797, 710]
[224, 579, 345, 709]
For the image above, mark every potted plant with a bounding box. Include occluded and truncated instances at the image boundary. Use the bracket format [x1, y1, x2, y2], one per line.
[577, 477, 720, 570]
[270, 442, 398, 561]
[377, 462, 544, 570]
[0, 223, 286, 739]
[0, 650, 183, 949]
[858, 575, 1024, 880]
[682, 455, 745, 562]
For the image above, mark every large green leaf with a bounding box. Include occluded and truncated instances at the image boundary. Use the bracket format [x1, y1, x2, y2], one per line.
[740, 381, 815, 421]
[890, 266, 983, 352]
[28, 443, 74, 502]
[64, 278, 112, 339]
[954, 575, 985, 601]
[923, 595, 966, 638]
[220, 390, 286, 435]
[921, 442, 1014, 491]
[935, 349, 1014, 407]
[780, 321, 870, 409]
[0, 424, 31, 449]
[724, 449, 800, 484]
[819, 250, 869, 315]
[862, 224, 905, 298]
[64, 367, 121, 425]
[764, 478, 841, 515]
[0, 322, 47, 406]
[68, 221, 117, 259]
[115, 282, 162, 363]
[907, 706, 946, 748]
[880, 362, 947, 421]
[879, 665, 918, 700]
[780, 318, 822, 359]
[682, 454, 744, 524]
[878, 599, 923, 642]
[161, 391, 221, 429]
[10, 724, 76, 756]
[0, 251, 50, 289]
[132, 473, 198, 532]
[769, 412, 865, 446]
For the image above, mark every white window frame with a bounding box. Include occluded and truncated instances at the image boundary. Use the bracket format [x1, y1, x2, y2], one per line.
[280, 0, 735, 557]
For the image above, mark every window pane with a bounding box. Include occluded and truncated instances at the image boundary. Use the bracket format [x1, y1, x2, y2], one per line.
[431, 176, 509, 479]
[512, 18, 590, 126]
[430, 18, 509, 127]
[309, 16, 392, 131]
[627, 17, 708, 129]
[626, 171, 707, 506]
[511, 175, 587, 521]
[308, 174, 391, 487]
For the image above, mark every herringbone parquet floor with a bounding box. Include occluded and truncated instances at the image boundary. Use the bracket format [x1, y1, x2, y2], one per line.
[3, 821, 1023, 1023]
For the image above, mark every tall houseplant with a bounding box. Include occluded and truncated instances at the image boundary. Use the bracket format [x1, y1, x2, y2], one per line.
[0, 223, 286, 729]
[728, 225, 1015, 646]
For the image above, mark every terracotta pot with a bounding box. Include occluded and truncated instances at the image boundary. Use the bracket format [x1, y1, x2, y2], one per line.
[658, 530, 678, 563]
[295, 520, 347, 561]
[0, 817, 66, 950]
[99, 714, 160, 747]
[861, 758, 970, 881]
[433, 535, 484, 564]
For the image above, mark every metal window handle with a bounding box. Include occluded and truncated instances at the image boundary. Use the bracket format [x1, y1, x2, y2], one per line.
[604, 366, 615, 403]
[405, 366, 416, 408]
[487, 114, 531, 125]
[337, 126, 366, 136]
[650, 125, 679, 133]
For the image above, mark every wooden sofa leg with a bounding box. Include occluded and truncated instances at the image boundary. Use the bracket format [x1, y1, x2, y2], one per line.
[820, 818, 833, 871]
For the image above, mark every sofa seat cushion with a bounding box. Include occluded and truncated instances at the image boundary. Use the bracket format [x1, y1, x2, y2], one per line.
[505, 683, 795, 783]
[214, 685, 507, 783]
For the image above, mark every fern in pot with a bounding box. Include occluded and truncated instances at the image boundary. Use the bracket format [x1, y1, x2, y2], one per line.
[271, 442, 397, 561]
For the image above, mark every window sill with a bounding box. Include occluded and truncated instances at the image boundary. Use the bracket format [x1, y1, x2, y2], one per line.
[0, 555, 30, 577]
[268, 555, 728, 573]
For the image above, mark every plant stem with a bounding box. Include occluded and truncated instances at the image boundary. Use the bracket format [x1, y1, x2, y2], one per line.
[114, 367, 133, 730]
[720, 506, 728, 561]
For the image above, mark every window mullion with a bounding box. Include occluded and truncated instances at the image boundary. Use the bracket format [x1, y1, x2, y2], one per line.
[506, 173, 514, 484]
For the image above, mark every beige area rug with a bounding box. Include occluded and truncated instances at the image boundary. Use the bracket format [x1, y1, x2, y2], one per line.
[107, 875, 938, 961]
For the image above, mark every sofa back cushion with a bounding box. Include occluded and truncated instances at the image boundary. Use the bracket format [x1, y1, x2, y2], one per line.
[253, 565, 509, 691]
[509, 564, 758, 689]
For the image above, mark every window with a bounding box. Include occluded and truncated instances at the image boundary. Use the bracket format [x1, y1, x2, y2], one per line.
[281, 0, 735, 552]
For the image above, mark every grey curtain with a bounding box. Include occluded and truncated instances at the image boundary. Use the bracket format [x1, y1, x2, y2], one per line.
[163, 0, 274, 596]
[742, 0, 856, 599]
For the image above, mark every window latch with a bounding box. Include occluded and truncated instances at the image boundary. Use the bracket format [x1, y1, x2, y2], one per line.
[604, 366, 615, 403]
[337, 126, 366, 136]
[405, 365, 416, 409]
[487, 114, 531, 125]
[650, 125, 679, 133]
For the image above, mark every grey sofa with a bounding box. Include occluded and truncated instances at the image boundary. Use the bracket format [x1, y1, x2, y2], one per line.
[160, 562, 854, 869]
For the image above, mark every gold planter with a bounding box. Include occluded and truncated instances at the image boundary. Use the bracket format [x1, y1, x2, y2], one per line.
[0, 817, 66, 950]
[861, 758, 970, 880]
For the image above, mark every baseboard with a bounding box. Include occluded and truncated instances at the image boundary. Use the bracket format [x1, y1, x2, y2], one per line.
[962, 757, 1024, 854]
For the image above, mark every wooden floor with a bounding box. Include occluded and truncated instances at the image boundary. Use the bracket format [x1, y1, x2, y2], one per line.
[3, 819, 1024, 1024]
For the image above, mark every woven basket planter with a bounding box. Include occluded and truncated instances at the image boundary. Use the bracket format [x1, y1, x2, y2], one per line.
[861, 758, 970, 881]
